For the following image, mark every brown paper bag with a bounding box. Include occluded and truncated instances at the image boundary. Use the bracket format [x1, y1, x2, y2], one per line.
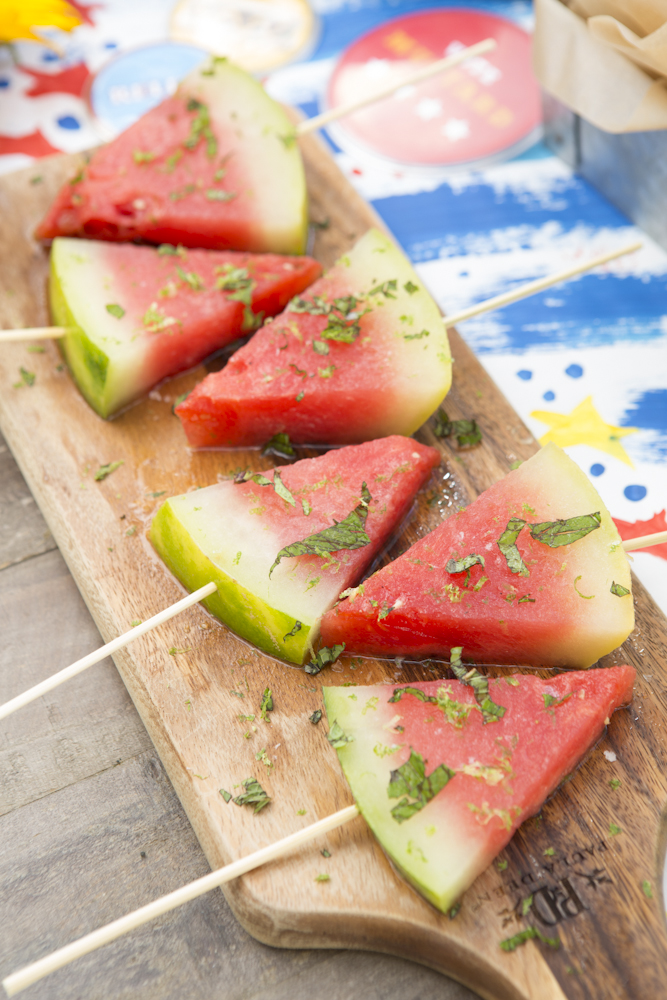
[534, 0, 667, 131]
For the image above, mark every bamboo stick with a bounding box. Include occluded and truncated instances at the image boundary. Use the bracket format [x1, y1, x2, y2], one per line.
[2, 804, 360, 996]
[296, 39, 497, 136]
[0, 327, 67, 342]
[0, 582, 216, 721]
[622, 530, 667, 552]
[441, 242, 643, 329]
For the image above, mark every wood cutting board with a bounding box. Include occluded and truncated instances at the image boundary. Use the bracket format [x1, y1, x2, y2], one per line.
[1, 130, 667, 1000]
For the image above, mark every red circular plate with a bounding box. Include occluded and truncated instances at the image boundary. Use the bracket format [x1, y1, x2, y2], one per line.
[326, 9, 541, 168]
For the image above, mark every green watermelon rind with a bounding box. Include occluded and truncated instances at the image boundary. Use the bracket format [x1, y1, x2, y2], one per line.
[49, 250, 113, 417]
[150, 499, 312, 663]
[322, 686, 478, 912]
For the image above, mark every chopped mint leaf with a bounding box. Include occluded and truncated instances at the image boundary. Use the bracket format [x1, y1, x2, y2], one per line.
[529, 512, 601, 547]
[142, 302, 178, 333]
[446, 553, 485, 587]
[26, 345, 45, 353]
[318, 365, 336, 378]
[448, 902, 461, 919]
[232, 777, 271, 813]
[94, 460, 124, 481]
[521, 894, 533, 916]
[269, 484, 371, 576]
[301, 498, 312, 516]
[278, 131, 297, 149]
[206, 189, 237, 201]
[500, 927, 560, 952]
[133, 149, 155, 163]
[312, 339, 329, 355]
[497, 860, 508, 872]
[544, 847, 555, 856]
[311, 217, 330, 230]
[184, 97, 217, 158]
[283, 621, 302, 642]
[215, 264, 254, 305]
[543, 692, 573, 710]
[642, 880, 653, 899]
[260, 687, 274, 721]
[433, 409, 482, 448]
[306, 643, 346, 676]
[273, 469, 296, 506]
[610, 778, 621, 790]
[314, 873, 330, 882]
[609, 822, 621, 836]
[105, 303, 125, 319]
[14, 366, 36, 388]
[404, 280, 419, 294]
[220, 788, 232, 803]
[30, 175, 43, 185]
[169, 646, 192, 655]
[327, 720, 353, 749]
[497, 518, 530, 577]
[234, 471, 272, 487]
[611, 581, 631, 597]
[261, 432, 295, 459]
[368, 279, 397, 299]
[449, 647, 506, 724]
[289, 295, 331, 316]
[403, 329, 430, 340]
[295, 389, 305, 402]
[388, 749, 454, 823]
[517, 594, 536, 603]
[176, 266, 205, 291]
[157, 243, 187, 257]
[321, 847, 331, 857]
[310, 709, 322, 725]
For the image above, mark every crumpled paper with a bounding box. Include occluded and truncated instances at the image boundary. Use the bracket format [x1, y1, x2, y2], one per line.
[534, 0, 667, 132]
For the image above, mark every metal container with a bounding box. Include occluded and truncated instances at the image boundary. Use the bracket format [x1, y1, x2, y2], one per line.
[543, 91, 667, 252]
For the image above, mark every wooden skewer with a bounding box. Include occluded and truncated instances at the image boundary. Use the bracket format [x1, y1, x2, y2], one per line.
[0, 327, 68, 342]
[2, 804, 360, 996]
[441, 242, 643, 329]
[0, 582, 216, 722]
[0, 243, 642, 345]
[621, 530, 667, 552]
[295, 38, 497, 136]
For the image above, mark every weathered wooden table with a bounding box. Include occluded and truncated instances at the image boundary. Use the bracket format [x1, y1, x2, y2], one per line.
[0, 426, 479, 1000]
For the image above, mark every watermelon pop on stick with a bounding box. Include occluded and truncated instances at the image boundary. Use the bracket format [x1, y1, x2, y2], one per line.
[48, 237, 321, 418]
[36, 58, 308, 254]
[320, 443, 634, 668]
[2, 658, 636, 994]
[149, 436, 440, 664]
[175, 228, 453, 447]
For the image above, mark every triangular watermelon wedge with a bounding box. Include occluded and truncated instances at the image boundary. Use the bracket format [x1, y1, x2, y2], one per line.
[320, 444, 634, 668]
[149, 436, 440, 663]
[175, 228, 452, 447]
[36, 58, 308, 254]
[50, 237, 321, 418]
[323, 663, 635, 913]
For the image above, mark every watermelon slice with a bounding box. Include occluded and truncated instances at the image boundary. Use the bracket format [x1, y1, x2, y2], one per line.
[320, 444, 634, 668]
[323, 663, 635, 913]
[49, 237, 321, 418]
[36, 58, 308, 255]
[149, 436, 439, 664]
[175, 228, 452, 447]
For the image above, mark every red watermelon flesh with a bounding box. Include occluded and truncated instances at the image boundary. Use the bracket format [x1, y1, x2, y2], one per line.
[49, 238, 321, 418]
[176, 228, 452, 448]
[149, 436, 441, 663]
[322, 665, 635, 912]
[320, 444, 634, 668]
[36, 59, 308, 254]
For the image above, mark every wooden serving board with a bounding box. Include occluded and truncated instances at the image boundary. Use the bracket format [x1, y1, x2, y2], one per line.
[1, 132, 667, 1000]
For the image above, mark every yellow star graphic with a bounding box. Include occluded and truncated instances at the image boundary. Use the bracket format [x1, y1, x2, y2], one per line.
[530, 395, 638, 467]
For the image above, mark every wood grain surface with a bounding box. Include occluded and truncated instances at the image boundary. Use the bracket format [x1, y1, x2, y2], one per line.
[0, 130, 666, 1000]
